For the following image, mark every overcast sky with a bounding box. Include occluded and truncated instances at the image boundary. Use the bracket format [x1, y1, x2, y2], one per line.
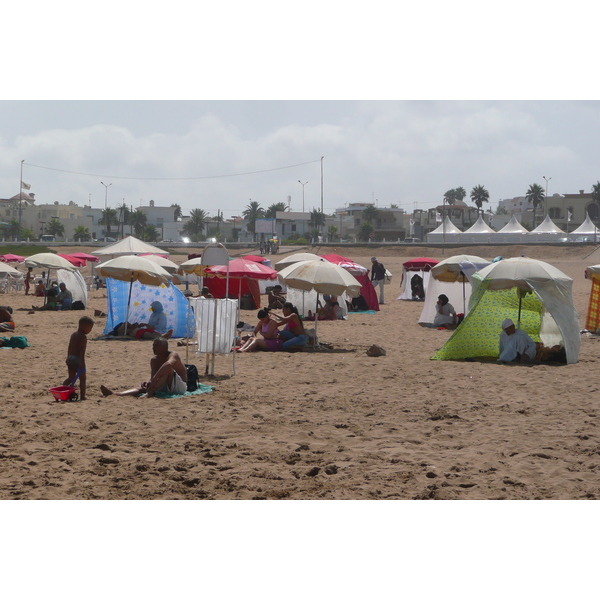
[3, 100, 600, 219]
[3, 5, 599, 221]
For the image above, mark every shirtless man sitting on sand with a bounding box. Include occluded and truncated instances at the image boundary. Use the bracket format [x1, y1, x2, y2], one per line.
[0, 306, 15, 332]
[100, 337, 188, 398]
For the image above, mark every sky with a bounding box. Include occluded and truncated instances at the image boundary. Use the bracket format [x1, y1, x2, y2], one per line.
[2, 100, 600, 219]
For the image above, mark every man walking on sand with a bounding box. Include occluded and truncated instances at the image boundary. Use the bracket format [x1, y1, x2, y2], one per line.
[370, 257, 386, 305]
[100, 337, 187, 398]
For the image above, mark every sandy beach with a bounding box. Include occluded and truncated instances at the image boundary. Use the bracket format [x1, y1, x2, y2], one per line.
[1, 243, 599, 500]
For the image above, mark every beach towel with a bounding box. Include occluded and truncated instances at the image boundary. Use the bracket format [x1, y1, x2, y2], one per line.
[155, 382, 213, 399]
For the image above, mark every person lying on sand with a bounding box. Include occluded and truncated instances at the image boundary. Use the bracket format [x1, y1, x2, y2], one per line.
[0, 306, 15, 332]
[100, 337, 187, 398]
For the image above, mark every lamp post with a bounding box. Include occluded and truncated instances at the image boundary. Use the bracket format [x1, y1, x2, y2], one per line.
[101, 182, 112, 238]
[297, 180, 307, 212]
[543, 175, 552, 217]
[18, 159, 24, 242]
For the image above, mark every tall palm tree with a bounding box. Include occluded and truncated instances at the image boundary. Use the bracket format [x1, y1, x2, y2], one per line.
[327, 225, 339, 242]
[591, 182, 600, 217]
[455, 187, 467, 202]
[470, 185, 490, 215]
[308, 209, 326, 231]
[265, 202, 287, 218]
[117, 202, 131, 238]
[73, 225, 92, 242]
[144, 224, 160, 242]
[7, 220, 21, 241]
[443, 189, 457, 206]
[182, 208, 208, 241]
[526, 183, 545, 228]
[46, 218, 66, 240]
[242, 200, 264, 242]
[362, 204, 379, 223]
[359, 222, 374, 241]
[99, 208, 119, 238]
[130, 209, 148, 238]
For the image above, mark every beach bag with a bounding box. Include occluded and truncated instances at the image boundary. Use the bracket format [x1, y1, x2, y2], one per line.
[185, 364, 199, 392]
[71, 300, 85, 310]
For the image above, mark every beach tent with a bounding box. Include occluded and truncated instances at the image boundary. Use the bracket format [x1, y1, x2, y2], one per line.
[103, 278, 191, 338]
[495, 215, 528, 243]
[529, 215, 565, 241]
[57, 270, 88, 307]
[320, 253, 379, 311]
[426, 217, 462, 242]
[458, 215, 496, 243]
[430, 255, 490, 314]
[432, 257, 581, 363]
[570, 215, 600, 240]
[398, 257, 438, 301]
[92, 236, 169, 257]
[0, 253, 25, 263]
[585, 264, 600, 333]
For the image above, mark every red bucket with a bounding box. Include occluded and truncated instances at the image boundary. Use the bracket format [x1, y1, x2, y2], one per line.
[49, 385, 78, 402]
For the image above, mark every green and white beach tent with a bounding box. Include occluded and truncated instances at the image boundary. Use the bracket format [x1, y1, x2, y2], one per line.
[432, 257, 581, 364]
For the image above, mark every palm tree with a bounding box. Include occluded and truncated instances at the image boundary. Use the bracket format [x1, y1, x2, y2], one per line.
[7, 220, 21, 241]
[470, 185, 490, 215]
[591, 182, 600, 218]
[20, 227, 34, 240]
[455, 187, 467, 202]
[130, 209, 148, 238]
[526, 183, 545, 228]
[182, 208, 208, 241]
[73, 225, 92, 242]
[46, 218, 66, 240]
[443, 189, 457, 206]
[242, 200, 264, 242]
[117, 202, 131, 238]
[327, 225, 339, 242]
[308, 209, 326, 232]
[171, 203, 183, 221]
[144, 224, 160, 242]
[99, 208, 119, 238]
[359, 222, 374, 241]
[362, 204, 379, 223]
[265, 202, 287, 218]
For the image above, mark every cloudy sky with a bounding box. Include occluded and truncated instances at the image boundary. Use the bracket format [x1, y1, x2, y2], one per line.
[2, 100, 600, 219]
[2, 4, 598, 223]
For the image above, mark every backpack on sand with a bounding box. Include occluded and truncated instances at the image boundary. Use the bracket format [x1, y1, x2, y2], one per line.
[185, 364, 199, 392]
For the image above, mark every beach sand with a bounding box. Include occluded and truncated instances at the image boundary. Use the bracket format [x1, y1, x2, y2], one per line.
[1, 243, 599, 500]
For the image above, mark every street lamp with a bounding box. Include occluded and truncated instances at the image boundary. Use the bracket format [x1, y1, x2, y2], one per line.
[100, 181, 112, 211]
[543, 175, 552, 217]
[297, 180, 307, 212]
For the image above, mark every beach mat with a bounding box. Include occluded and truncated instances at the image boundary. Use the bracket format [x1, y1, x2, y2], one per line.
[155, 383, 213, 399]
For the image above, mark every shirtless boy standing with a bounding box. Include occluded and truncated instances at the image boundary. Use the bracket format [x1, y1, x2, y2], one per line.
[64, 316, 94, 400]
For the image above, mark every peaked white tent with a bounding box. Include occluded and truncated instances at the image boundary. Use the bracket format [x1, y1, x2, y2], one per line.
[495, 215, 528, 243]
[529, 215, 565, 241]
[426, 217, 463, 242]
[458, 215, 496, 243]
[569, 215, 600, 240]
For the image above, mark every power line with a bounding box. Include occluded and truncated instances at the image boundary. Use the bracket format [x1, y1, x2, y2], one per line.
[23, 159, 322, 181]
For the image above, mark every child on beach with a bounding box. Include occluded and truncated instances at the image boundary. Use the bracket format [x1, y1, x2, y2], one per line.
[64, 316, 94, 400]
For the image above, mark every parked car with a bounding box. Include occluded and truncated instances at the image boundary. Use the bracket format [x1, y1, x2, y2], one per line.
[403, 237, 421, 243]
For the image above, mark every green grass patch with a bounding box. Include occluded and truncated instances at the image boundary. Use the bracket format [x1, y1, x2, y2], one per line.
[0, 245, 53, 256]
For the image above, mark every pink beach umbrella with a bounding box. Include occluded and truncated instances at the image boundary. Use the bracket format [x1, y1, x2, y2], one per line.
[0, 253, 25, 263]
[58, 254, 86, 267]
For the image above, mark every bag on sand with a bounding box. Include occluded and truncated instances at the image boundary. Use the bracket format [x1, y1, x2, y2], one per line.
[185, 364, 199, 392]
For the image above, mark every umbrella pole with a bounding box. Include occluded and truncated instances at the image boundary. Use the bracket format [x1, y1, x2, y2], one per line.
[186, 298, 191, 364]
[463, 278, 466, 315]
[314, 292, 319, 347]
[124, 275, 134, 337]
[210, 299, 218, 376]
[517, 296, 522, 329]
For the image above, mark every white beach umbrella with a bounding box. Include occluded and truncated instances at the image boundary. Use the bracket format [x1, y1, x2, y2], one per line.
[274, 253, 321, 272]
[278, 259, 362, 345]
[431, 254, 490, 314]
[140, 254, 179, 274]
[99, 256, 172, 336]
[0, 262, 21, 275]
[25, 253, 77, 272]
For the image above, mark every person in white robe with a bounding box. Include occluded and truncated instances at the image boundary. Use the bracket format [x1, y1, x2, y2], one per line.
[498, 318, 537, 363]
[433, 294, 456, 328]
